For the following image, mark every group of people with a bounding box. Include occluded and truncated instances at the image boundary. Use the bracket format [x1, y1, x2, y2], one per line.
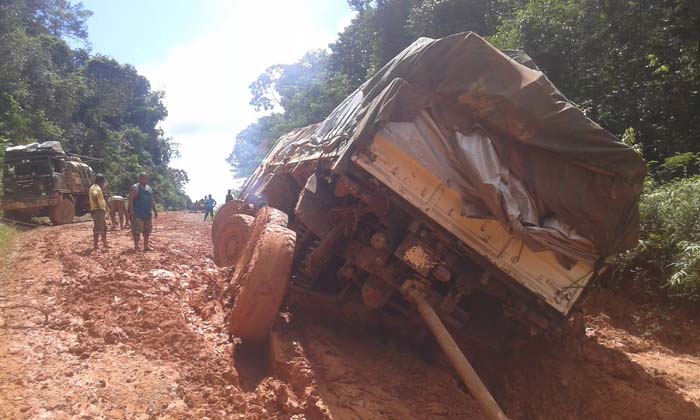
[89, 172, 158, 252]
[201, 189, 235, 222]
[91, 176, 240, 249]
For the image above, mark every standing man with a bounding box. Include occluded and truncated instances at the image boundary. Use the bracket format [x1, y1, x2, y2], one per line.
[129, 173, 158, 251]
[203, 194, 216, 222]
[225, 189, 234, 203]
[89, 174, 109, 251]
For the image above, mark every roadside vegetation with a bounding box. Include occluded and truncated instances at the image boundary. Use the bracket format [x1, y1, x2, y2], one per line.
[230, 0, 699, 301]
[0, 1, 190, 209]
[0, 223, 15, 255]
[617, 174, 700, 301]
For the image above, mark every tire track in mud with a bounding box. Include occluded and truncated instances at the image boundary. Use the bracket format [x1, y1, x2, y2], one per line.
[2, 212, 700, 419]
[1, 214, 311, 419]
[0, 213, 484, 419]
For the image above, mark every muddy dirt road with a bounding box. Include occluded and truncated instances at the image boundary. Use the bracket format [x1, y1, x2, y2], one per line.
[1, 212, 700, 419]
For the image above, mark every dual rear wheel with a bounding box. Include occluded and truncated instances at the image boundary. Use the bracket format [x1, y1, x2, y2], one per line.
[212, 205, 296, 343]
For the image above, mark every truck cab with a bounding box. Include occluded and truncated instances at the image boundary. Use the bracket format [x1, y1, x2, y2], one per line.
[1, 141, 94, 225]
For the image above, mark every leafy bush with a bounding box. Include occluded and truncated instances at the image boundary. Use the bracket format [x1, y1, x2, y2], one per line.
[0, 223, 15, 254]
[658, 152, 700, 180]
[617, 176, 700, 300]
[669, 241, 700, 298]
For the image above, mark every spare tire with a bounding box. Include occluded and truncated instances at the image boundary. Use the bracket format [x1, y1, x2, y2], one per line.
[49, 198, 75, 225]
[212, 200, 245, 245]
[213, 214, 254, 267]
[229, 223, 296, 343]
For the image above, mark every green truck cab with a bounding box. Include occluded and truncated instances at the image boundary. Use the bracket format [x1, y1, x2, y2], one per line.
[1, 141, 95, 225]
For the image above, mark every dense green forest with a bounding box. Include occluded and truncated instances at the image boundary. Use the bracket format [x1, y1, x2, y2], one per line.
[229, 0, 700, 299]
[0, 0, 190, 209]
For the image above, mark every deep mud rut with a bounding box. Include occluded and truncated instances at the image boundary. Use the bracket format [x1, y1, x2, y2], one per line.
[1, 212, 700, 419]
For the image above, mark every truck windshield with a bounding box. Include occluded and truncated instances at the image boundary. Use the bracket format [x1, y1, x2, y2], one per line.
[4, 157, 52, 178]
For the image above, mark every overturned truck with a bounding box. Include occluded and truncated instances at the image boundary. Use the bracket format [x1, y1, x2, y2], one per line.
[213, 32, 645, 416]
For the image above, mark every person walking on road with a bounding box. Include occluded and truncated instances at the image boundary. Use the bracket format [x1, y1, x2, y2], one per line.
[203, 194, 216, 221]
[129, 173, 158, 252]
[225, 189, 234, 203]
[89, 174, 109, 251]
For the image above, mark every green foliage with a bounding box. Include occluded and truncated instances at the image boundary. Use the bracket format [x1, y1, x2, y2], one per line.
[1, 0, 93, 41]
[228, 114, 288, 179]
[0, 223, 15, 254]
[669, 241, 700, 299]
[619, 177, 700, 300]
[0, 0, 190, 210]
[406, 0, 509, 40]
[230, 0, 515, 177]
[491, 0, 700, 164]
[658, 152, 700, 181]
[229, 50, 352, 178]
[622, 127, 643, 156]
[249, 50, 352, 123]
[327, 0, 511, 89]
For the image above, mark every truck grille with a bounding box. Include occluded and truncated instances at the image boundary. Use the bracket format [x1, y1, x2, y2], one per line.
[3, 180, 48, 201]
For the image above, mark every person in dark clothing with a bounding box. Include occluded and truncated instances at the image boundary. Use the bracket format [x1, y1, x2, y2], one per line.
[225, 189, 234, 203]
[203, 194, 216, 221]
[129, 173, 158, 251]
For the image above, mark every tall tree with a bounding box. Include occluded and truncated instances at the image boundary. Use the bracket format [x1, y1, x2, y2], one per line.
[492, 0, 700, 163]
[0, 0, 190, 209]
[406, 0, 512, 39]
[330, 0, 412, 88]
[228, 50, 351, 178]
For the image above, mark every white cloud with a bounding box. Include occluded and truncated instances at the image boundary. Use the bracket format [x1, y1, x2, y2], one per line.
[138, 0, 353, 203]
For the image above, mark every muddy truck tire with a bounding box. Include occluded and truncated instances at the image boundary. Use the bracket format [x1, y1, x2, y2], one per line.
[229, 222, 296, 343]
[213, 214, 254, 268]
[212, 200, 247, 245]
[230, 206, 289, 278]
[49, 198, 75, 225]
[260, 206, 288, 227]
[212, 203, 288, 267]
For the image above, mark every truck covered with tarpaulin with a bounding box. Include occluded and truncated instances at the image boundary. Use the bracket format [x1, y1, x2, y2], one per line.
[213, 32, 646, 345]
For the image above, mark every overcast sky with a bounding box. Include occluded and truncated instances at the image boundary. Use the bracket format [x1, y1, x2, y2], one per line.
[82, 0, 354, 203]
